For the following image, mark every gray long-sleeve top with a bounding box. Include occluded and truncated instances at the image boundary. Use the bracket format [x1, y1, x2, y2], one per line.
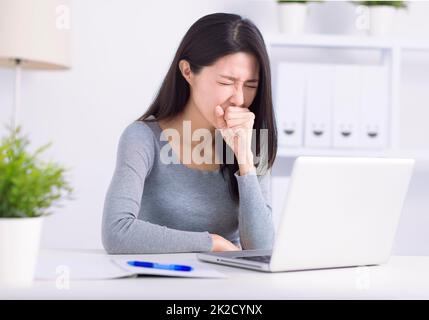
[101, 118, 275, 254]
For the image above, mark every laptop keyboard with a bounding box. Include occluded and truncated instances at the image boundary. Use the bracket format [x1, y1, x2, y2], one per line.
[236, 255, 272, 263]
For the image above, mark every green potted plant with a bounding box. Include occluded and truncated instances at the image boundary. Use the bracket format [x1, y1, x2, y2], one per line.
[277, 1, 323, 35]
[0, 127, 72, 287]
[352, 1, 408, 36]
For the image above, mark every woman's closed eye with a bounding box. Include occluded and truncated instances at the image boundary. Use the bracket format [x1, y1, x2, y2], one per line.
[218, 82, 257, 89]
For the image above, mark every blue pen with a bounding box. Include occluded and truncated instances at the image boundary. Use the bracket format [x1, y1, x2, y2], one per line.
[127, 260, 193, 272]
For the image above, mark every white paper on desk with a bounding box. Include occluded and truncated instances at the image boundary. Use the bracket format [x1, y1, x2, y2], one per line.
[111, 258, 227, 279]
[35, 250, 226, 280]
[35, 251, 134, 280]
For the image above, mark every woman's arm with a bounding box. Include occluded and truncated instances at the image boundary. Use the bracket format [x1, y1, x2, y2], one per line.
[234, 169, 276, 250]
[101, 122, 213, 254]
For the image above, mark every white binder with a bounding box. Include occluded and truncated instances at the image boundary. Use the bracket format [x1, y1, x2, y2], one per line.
[304, 63, 334, 148]
[332, 64, 362, 148]
[358, 65, 389, 149]
[275, 62, 306, 147]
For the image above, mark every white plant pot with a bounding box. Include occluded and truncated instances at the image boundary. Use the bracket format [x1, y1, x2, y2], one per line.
[369, 6, 396, 36]
[0, 216, 43, 287]
[278, 3, 308, 35]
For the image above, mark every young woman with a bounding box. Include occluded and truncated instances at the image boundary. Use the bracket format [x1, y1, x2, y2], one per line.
[102, 13, 277, 254]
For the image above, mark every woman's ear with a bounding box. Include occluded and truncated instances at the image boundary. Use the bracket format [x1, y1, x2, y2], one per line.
[179, 59, 193, 85]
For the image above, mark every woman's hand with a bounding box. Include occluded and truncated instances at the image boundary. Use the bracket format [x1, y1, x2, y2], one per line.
[214, 105, 256, 175]
[214, 105, 255, 165]
[210, 233, 241, 252]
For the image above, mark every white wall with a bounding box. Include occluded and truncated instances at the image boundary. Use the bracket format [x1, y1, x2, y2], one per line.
[0, 0, 428, 254]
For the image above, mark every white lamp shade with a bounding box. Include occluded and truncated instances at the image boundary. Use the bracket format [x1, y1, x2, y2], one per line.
[0, 0, 71, 70]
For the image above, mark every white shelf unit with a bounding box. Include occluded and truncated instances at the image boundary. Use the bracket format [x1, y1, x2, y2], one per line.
[264, 34, 429, 159]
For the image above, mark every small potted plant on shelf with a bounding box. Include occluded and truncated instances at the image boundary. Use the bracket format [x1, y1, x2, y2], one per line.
[352, 1, 408, 36]
[0, 126, 72, 287]
[277, 0, 323, 35]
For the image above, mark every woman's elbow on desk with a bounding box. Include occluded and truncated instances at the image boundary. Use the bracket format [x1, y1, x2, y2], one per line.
[101, 222, 125, 255]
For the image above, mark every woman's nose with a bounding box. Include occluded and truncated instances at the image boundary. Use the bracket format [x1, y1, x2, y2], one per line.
[230, 85, 245, 107]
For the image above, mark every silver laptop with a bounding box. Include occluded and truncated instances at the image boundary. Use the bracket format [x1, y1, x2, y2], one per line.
[197, 156, 415, 272]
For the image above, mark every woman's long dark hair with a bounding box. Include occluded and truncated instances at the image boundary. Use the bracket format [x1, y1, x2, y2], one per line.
[138, 12, 277, 202]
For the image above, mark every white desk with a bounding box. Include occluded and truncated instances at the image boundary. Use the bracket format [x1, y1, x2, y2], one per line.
[1, 248, 429, 299]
